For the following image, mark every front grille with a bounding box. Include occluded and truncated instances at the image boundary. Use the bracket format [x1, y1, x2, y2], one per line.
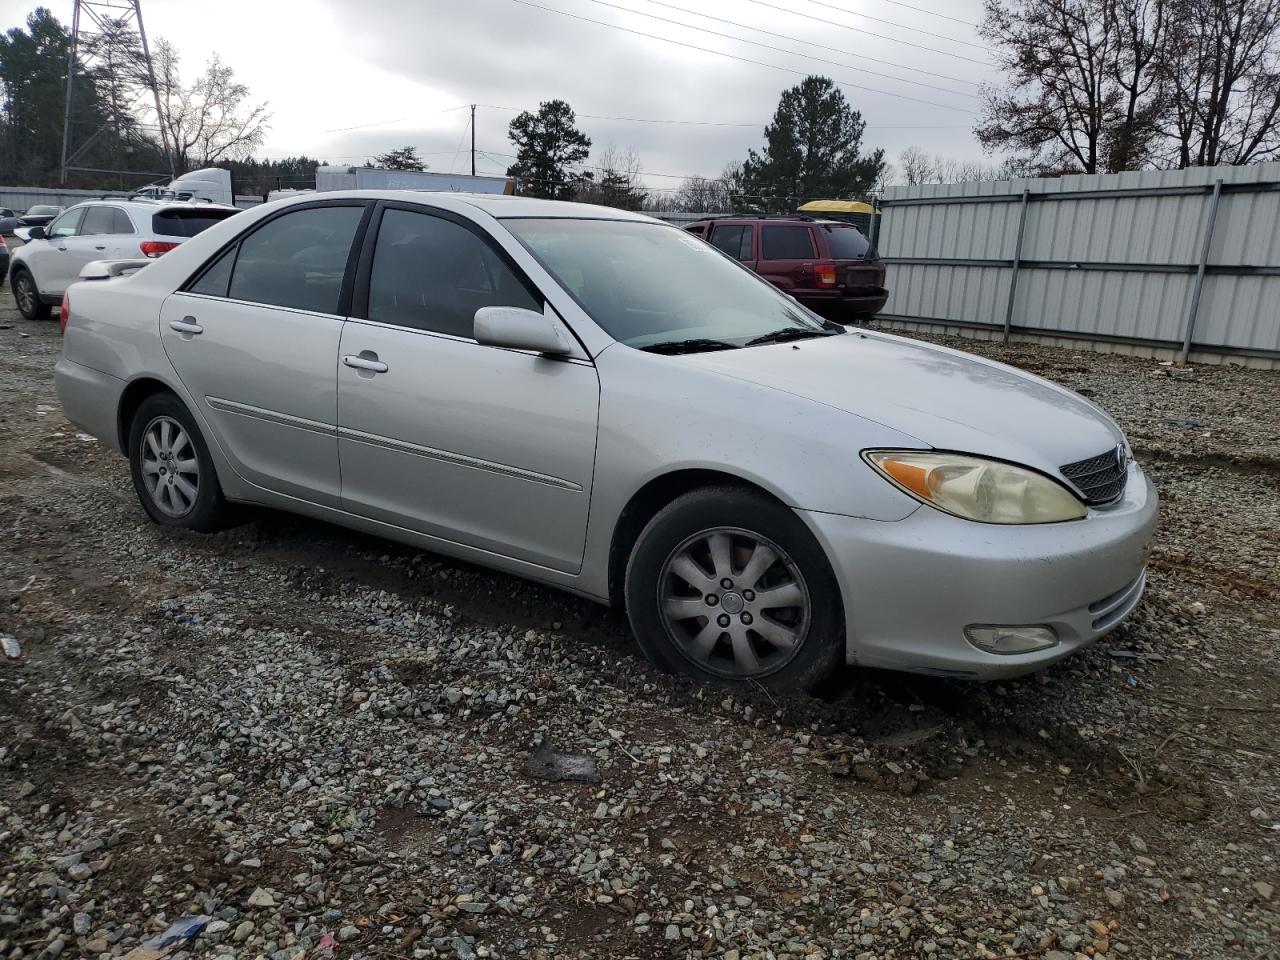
[1060, 446, 1127, 504]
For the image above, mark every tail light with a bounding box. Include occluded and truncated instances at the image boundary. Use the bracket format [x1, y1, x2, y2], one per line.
[814, 262, 838, 288]
[59, 292, 70, 333]
[139, 241, 179, 258]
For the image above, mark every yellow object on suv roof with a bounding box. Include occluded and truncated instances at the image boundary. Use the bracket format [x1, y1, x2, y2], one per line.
[796, 199, 877, 215]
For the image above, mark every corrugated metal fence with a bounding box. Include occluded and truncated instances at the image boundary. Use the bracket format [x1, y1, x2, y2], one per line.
[878, 162, 1280, 366]
[0, 185, 263, 211]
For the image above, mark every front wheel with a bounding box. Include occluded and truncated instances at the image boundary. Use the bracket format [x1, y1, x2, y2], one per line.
[128, 393, 232, 532]
[625, 487, 845, 690]
[12, 268, 51, 320]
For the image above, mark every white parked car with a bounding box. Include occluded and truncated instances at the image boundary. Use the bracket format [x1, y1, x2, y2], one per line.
[9, 198, 239, 320]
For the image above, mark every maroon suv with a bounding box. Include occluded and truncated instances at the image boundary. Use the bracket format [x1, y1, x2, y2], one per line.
[684, 215, 888, 321]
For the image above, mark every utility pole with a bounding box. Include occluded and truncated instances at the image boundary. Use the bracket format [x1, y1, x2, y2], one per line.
[470, 103, 476, 176]
[60, 0, 174, 184]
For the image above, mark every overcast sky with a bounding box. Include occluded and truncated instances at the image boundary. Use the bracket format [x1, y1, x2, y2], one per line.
[2, 0, 996, 191]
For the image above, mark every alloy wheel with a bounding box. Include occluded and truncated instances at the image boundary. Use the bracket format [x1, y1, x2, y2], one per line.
[15, 273, 35, 315]
[140, 415, 200, 518]
[658, 526, 810, 680]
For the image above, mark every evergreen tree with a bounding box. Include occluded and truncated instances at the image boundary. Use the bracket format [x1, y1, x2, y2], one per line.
[370, 146, 425, 171]
[506, 100, 591, 200]
[740, 76, 884, 212]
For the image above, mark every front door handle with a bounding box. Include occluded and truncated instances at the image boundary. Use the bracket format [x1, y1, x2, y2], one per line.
[169, 317, 203, 335]
[94, 244, 106, 251]
[343, 353, 388, 374]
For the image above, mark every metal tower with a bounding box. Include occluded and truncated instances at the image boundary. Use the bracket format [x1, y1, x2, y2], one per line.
[59, 0, 174, 184]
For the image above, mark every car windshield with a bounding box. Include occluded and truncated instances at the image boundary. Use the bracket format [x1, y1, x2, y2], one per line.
[25, 205, 59, 216]
[504, 218, 832, 348]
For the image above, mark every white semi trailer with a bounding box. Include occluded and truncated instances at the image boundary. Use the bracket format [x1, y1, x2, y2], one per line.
[314, 166, 513, 194]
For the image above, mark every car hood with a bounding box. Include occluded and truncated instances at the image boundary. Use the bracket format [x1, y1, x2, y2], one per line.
[683, 331, 1124, 475]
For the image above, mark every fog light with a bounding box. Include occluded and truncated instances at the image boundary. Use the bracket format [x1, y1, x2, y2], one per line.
[964, 624, 1059, 655]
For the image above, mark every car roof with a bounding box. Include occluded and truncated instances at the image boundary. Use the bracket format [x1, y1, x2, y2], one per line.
[69, 198, 239, 213]
[688, 215, 854, 226]
[287, 190, 662, 224]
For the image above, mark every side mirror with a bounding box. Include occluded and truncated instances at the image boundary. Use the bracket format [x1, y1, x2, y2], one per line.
[26, 225, 46, 240]
[0, 217, 17, 235]
[474, 304, 571, 355]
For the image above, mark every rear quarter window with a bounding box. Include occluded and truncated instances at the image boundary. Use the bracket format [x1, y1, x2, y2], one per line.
[152, 208, 238, 238]
[823, 224, 871, 260]
[761, 225, 816, 260]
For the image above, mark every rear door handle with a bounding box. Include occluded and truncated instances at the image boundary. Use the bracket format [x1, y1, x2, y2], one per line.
[343, 354, 388, 374]
[94, 244, 106, 251]
[169, 317, 203, 335]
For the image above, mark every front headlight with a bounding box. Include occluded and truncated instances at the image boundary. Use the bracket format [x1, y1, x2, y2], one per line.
[864, 450, 1087, 524]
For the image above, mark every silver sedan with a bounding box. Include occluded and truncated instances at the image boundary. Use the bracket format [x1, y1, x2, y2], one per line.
[54, 192, 1157, 689]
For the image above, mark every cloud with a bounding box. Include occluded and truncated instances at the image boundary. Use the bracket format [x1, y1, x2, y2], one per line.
[0, 0, 994, 187]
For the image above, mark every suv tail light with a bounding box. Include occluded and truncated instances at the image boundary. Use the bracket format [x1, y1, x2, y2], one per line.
[814, 262, 838, 288]
[59, 292, 70, 333]
[139, 240, 179, 258]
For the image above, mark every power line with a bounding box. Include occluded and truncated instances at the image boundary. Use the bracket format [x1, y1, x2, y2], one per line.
[633, 0, 980, 87]
[501, 0, 977, 112]
[742, 0, 988, 64]
[584, 0, 976, 98]
[793, 0, 987, 48]
[874, 0, 978, 28]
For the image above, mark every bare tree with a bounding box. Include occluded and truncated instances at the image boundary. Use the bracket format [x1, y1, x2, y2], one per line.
[899, 146, 942, 185]
[1159, 0, 1280, 166]
[977, 0, 1166, 173]
[153, 39, 269, 171]
[670, 162, 747, 212]
[574, 144, 647, 209]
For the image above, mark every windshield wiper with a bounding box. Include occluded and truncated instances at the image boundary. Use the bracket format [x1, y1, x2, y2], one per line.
[639, 338, 742, 355]
[745, 327, 839, 346]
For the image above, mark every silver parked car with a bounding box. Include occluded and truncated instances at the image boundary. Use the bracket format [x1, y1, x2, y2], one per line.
[53, 192, 1157, 689]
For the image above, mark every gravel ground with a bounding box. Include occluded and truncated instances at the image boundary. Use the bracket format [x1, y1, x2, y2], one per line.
[1, 297, 1277, 960]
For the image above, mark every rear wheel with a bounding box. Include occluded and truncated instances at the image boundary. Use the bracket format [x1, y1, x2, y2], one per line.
[128, 393, 231, 532]
[12, 268, 50, 320]
[625, 486, 845, 690]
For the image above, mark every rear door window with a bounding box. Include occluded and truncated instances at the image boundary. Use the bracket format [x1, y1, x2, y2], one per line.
[228, 205, 365, 314]
[111, 208, 136, 234]
[761, 225, 815, 260]
[153, 208, 239, 238]
[80, 205, 117, 236]
[823, 224, 870, 259]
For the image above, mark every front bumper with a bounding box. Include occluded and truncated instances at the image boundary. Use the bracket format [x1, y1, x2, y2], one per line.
[800, 462, 1158, 678]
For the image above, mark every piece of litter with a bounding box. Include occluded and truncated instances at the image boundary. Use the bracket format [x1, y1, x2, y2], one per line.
[522, 743, 600, 783]
[75, 432, 97, 442]
[2, 635, 21, 660]
[121, 914, 210, 959]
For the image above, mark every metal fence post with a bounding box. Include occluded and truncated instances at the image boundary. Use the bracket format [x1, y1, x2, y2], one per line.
[1179, 178, 1223, 364]
[1002, 189, 1031, 343]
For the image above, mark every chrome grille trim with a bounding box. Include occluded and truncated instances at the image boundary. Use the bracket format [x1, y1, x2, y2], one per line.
[1061, 445, 1128, 505]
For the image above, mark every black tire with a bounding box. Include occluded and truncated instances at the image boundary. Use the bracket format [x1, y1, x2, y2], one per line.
[625, 486, 845, 691]
[127, 392, 231, 532]
[12, 268, 51, 320]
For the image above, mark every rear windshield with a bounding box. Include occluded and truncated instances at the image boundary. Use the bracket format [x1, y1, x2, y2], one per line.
[26, 205, 60, 216]
[152, 208, 238, 237]
[822, 224, 871, 260]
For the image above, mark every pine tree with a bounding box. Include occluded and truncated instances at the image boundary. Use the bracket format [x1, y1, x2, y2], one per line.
[506, 100, 591, 200]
